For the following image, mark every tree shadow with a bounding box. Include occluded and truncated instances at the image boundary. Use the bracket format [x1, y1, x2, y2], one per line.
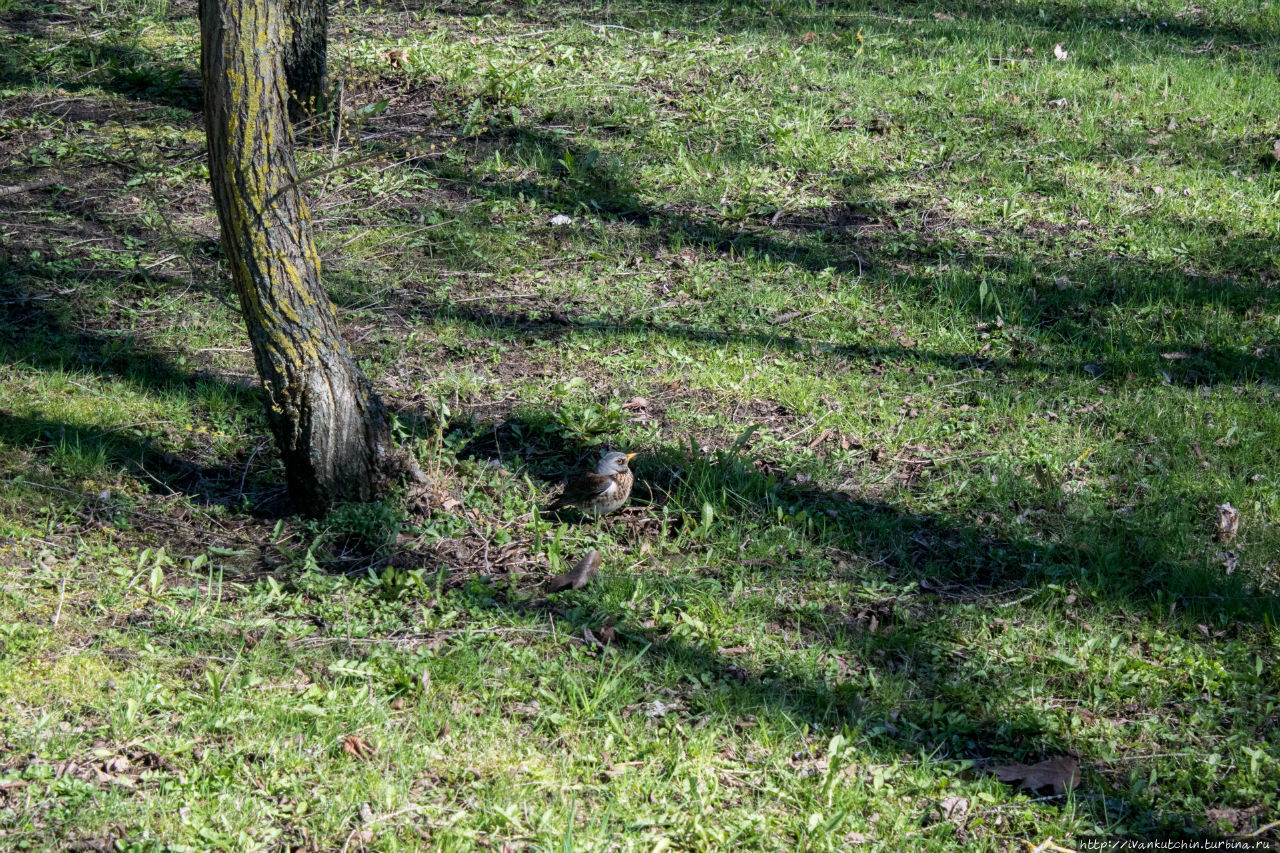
[0, 252, 280, 511]
[426, 408, 1278, 839]
[349, 122, 1280, 388]
[460, 410, 1276, 623]
[0, 5, 201, 111]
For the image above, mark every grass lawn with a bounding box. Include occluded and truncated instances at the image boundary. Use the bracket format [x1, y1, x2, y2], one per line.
[1, 0, 1279, 848]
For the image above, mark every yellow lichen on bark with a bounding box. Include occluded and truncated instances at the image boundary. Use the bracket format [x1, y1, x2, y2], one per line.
[200, 0, 388, 514]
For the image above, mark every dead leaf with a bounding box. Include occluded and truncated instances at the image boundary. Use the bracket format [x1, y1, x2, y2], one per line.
[938, 796, 970, 822]
[342, 735, 376, 759]
[644, 699, 681, 718]
[1053, 43, 1069, 61]
[992, 756, 1079, 795]
[1161, 351, 1190, 360]
[548, 550, 601, 592]
[1272, 139, 1280, 162]
[1215, 503, 1240, 542]
[770, 310, 803, 326]
[807, 428, 834, 449]
[385, 48, 408, 68]
[801, 31, 818, 43]
[933, 11, 954, 20]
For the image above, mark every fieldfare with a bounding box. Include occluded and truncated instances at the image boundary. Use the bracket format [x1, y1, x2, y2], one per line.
[549, 451, 637, 517]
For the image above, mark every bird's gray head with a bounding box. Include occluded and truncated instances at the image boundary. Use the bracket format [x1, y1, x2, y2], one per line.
[595, 451, 637, 475]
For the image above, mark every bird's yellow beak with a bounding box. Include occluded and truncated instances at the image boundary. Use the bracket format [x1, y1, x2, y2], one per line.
[624, 452, 638, 461]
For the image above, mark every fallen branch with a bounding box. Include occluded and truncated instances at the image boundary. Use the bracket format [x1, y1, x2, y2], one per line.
[0, 178, 58, 197]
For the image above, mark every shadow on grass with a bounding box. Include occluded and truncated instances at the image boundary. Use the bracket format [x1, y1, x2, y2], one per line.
[434, 411, 1277, 839]
[0, 254, 280, 509]
[353, 123, 1279, 388]
[0, 180, 1271, 845]
[0, 4, 201, 111]
[462, 411, 1277, 625]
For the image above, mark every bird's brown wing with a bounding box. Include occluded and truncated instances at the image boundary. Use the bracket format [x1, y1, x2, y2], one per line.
[549, 472, 614, 510]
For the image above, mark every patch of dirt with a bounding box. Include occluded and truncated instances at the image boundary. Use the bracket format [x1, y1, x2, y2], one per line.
[729, 396, 794, 427]
[773, 200, 908, 235]
[1204, 804, 1267, 833]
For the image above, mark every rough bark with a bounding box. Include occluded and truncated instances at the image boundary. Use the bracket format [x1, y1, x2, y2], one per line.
[200, 0, 388, 516]
[283, 0, 327, 122]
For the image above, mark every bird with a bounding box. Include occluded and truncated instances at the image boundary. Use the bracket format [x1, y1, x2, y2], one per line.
[548, 451, 637, 518]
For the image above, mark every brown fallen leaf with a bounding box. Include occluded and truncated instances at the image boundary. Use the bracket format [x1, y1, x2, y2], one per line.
[992, 756, 1079, 795]
[385, 48, 409, 68]
[342, 734, 376, 759]
[548, 550, 601, 593]
[937, 796, 970, 822]
[807, 428, 834, 450]
[1215, 503, 1240, 542]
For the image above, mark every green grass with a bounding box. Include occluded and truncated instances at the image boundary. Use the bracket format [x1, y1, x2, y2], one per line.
[1, 0, 1279, 848]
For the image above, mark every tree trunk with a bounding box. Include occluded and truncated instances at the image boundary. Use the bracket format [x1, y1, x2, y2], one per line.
[199, 0, 389, 516]
[283, 0, 327, 122]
